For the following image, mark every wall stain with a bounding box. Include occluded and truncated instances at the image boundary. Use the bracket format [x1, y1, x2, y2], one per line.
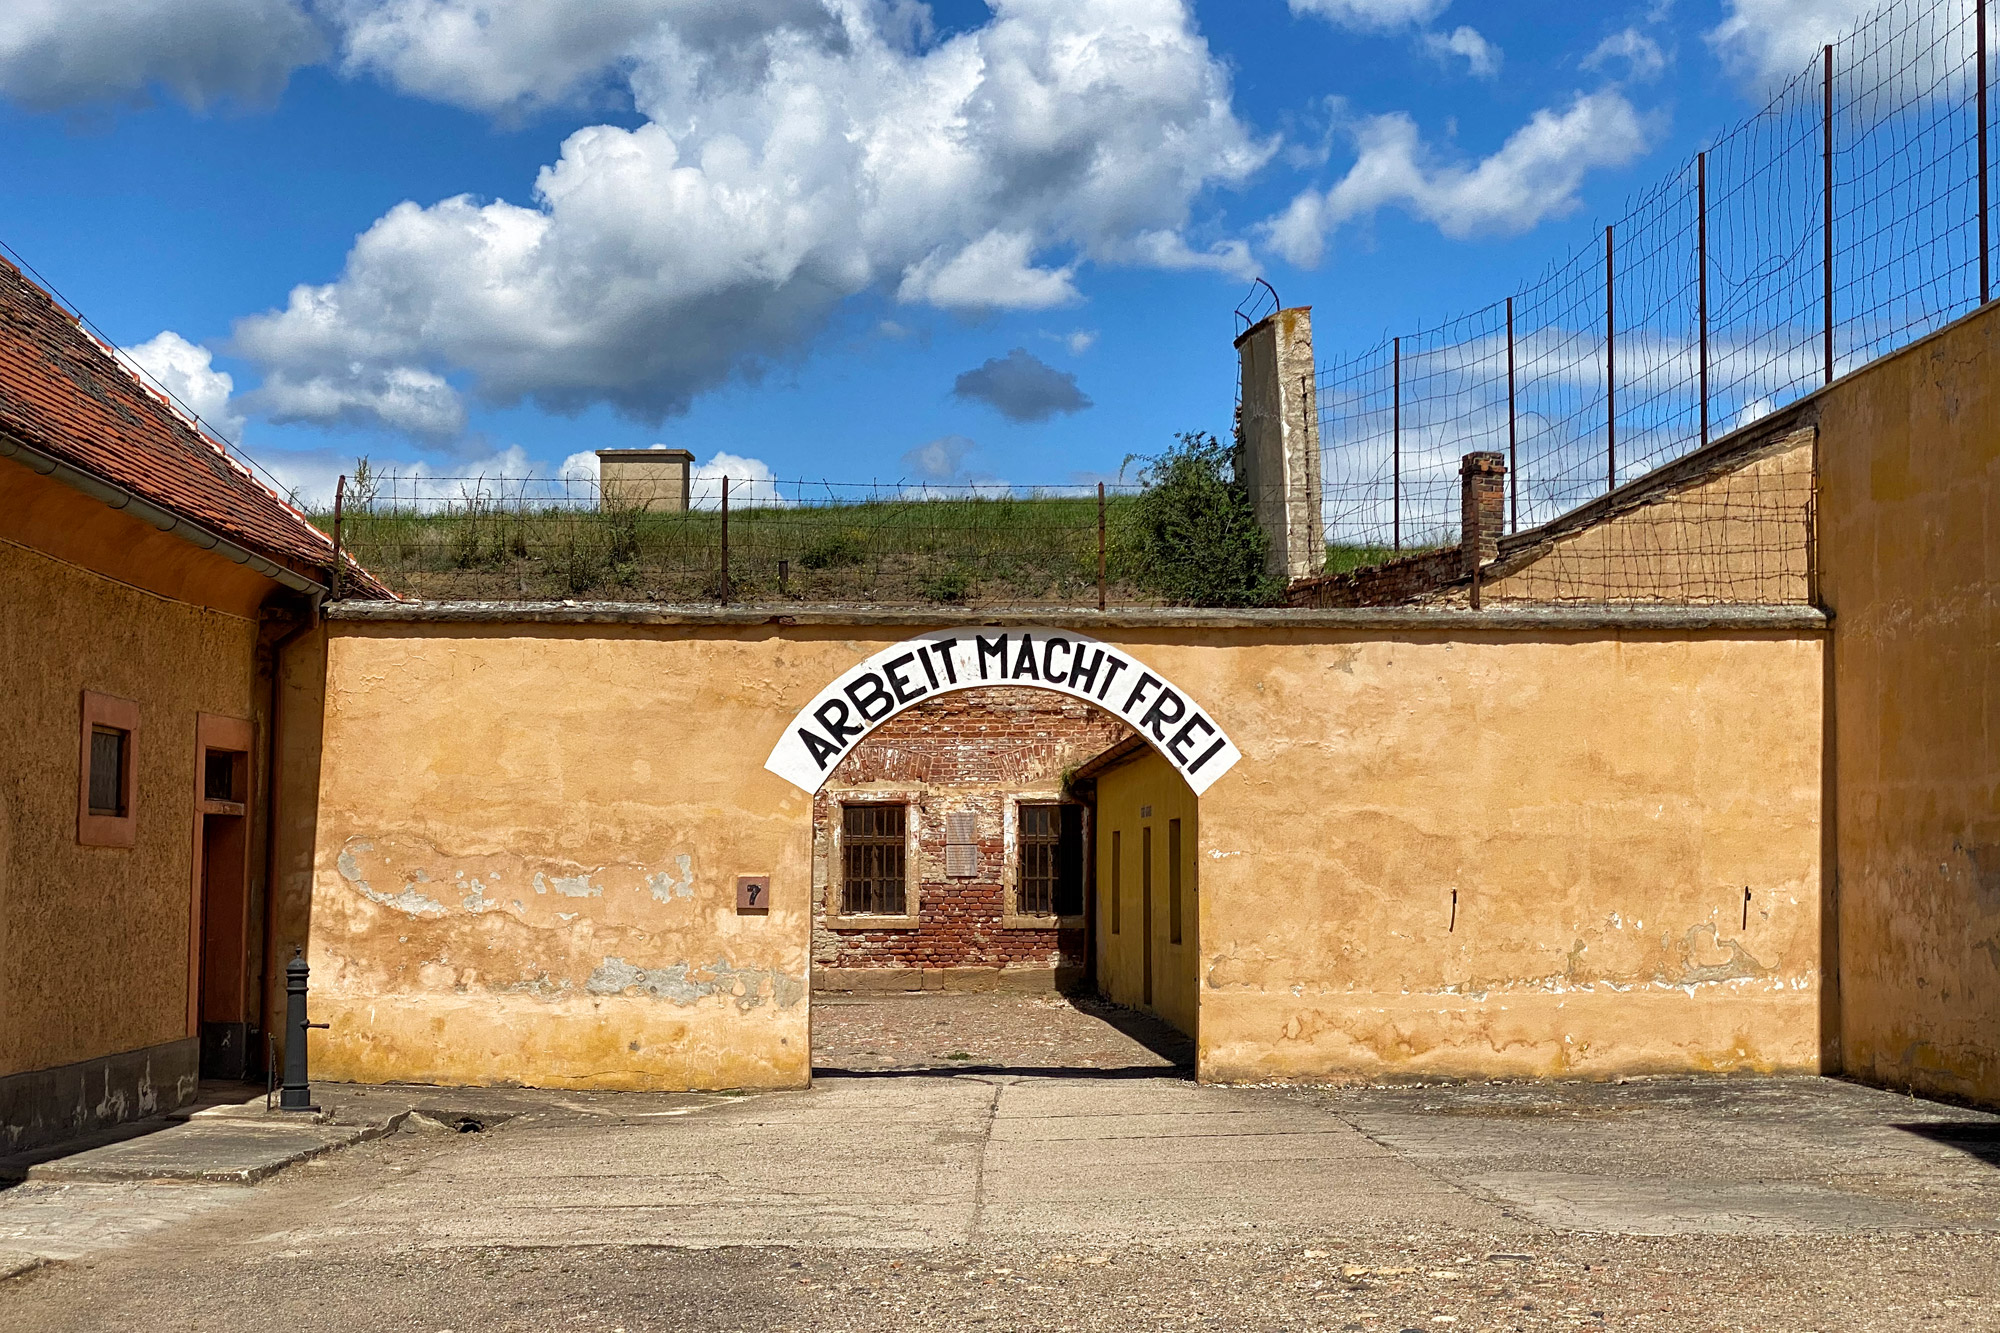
[587, 956, 806, 1010]
[337, 839, 448, 917]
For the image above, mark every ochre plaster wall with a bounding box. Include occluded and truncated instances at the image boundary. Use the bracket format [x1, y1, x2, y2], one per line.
[0, 484, 265, 1079]
[315, 619, 1821, 1090]
[1094, 749, 1199, 1039]
[1816, 304, 2000, 1106]
[1187, 631, 1824, 1083]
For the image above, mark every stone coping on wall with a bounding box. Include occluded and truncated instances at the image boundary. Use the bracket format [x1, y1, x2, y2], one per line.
[325, 600, 1828, 633]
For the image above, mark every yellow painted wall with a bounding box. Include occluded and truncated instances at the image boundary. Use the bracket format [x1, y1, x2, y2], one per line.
[1094, 750, 1199, 1038]
[1816, 302, 2000, 1106]
[315, 619, 1822, 1090]
[0, 460, 268, 1078]
[1162, 630, 1825, 1084]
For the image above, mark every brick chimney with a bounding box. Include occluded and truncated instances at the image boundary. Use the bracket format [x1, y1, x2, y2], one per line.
[1460, 451, 1506, 605]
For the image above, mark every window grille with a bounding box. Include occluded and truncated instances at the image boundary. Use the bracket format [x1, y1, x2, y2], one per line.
[89, 727, 127, 817]
[1018, 804, 1084, 917]
[841, 803, 907, 914]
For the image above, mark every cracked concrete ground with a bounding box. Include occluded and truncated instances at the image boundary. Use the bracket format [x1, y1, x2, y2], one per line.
[1, 997, 1997, 1331]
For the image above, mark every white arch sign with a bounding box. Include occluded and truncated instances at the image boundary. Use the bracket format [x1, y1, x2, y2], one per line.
[765, 628, 1241, 796]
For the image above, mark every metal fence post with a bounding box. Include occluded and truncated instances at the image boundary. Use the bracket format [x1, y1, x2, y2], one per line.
[1605, 225, 1617, 493]
[1391, 336, 1401, 550]
[279, 948, 328, 1113]
[1096, 482, 1107, 611]
[1506, 296, 1518, 533]
[1825, 42, 1836, 385]
[330, 474, 345, 601]
[1981, 0, 1991, 304]
[719, 476, 731, 603]
[1698, 151, 1710, 447]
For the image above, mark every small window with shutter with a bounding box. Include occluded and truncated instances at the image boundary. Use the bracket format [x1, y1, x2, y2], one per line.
[78, 690, 139, 847]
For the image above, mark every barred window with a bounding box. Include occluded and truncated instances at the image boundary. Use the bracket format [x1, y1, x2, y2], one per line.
[1017, 803, 1083, 918]
[841, 803, 907, 915]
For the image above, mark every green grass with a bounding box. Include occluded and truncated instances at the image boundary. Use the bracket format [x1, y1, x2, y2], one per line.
[1323, 543, 1444, 577]
[317, 494, 1153, 605]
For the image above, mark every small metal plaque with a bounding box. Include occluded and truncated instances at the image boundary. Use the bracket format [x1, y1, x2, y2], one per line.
[736, 876, 771, 912]
[946, 810, 977, 844]
[945, 845, 979, 878]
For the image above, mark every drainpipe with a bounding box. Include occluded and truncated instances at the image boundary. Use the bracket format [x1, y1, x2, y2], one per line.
[256, 591, 322, 1076]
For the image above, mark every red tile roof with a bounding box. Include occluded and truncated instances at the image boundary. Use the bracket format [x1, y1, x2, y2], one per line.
[0, 256, 392, 598]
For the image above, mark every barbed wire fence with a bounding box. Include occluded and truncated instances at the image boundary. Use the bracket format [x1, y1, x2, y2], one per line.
[1319, 0, 1993, 553]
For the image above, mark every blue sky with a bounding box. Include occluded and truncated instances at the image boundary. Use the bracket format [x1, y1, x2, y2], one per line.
[0, 1, 1868, 501]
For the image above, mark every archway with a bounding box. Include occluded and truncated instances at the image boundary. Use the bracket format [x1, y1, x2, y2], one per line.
[766, 630, 1232, 1076]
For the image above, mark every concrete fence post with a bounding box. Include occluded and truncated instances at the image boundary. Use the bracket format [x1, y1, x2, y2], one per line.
[1234, 307, 1324, 583]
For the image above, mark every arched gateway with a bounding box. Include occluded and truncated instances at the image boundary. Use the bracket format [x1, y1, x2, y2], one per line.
[765, 628, 1241, 795]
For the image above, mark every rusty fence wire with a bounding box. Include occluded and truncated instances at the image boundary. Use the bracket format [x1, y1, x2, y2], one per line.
[1320, 0, 1992, 549]
[318, 473, 1223, 606]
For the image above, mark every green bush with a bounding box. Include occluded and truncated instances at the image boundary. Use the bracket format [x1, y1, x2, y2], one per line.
[1122, 431, 1280, 607]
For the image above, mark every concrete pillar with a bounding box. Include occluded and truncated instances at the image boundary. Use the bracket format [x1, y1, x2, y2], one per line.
[596, 448, 693, 512]
[1234, 307, 1323, 583]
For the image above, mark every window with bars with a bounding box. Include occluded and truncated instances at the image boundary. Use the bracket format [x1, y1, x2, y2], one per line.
[841, 803, 908, 915]
[1017, 803, 1084, 918]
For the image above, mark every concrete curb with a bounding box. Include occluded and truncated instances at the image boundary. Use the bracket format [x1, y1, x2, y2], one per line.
[14, 1110, 409, 1187]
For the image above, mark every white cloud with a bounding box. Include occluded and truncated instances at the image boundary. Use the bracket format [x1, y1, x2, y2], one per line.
[1060, 330, 1099, 354]
[1584, 28, 1668, 82]
[1287, 0, 1449, 30]
[116, 331, 249, 443]
[690, 450, 784, 509]
[231, 0, 1269, 437]
[902, 434, 977, 482]
[897, 231, 1080, 312]
[1706, 0, 1873, 89]
[1265, 90, 1652, 267]
[0, 0, 322, 111]
[1421, 26, 1499, 78]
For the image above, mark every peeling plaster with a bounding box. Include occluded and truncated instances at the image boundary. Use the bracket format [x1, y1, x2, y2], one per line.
[647, 854, 696, 902]
[338, 840, 448, 917]
[587, 956, 807, 1011]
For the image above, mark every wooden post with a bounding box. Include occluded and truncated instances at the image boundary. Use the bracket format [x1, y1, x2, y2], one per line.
[719, 476, 730, 604]
[1096, 481, 1107, 611]
[331, 474, 345, 601]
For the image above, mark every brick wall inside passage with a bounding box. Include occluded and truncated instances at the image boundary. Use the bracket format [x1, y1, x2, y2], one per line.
[811, 687, 1131, 975]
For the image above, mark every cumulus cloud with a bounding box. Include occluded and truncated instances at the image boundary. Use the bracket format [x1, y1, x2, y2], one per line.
[1287, 0, 1449, 30]
[690, 450, 784, 509]
[1706, 0, 1875, 89]
[229, 0, 1266, 437]
[952, 348, 1092, 423]
[116, 331, 249, 443]
[901, 434, 978, 482]
[1265, 90, 1652, 267]
[0, 0, 323, 111]
[1584, 28, 1669, 82]
[1421, 26, 1499, 77]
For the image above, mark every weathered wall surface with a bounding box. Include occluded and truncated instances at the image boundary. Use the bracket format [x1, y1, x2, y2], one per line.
[812, 686, 1123, 983]
[0, 460, 266, 1115]
[1816, 304, 2000, 1106]
[1183, 630, 1826, 1084]
[309, 624, 829, 1090]
[1094, 748, 1199, 1038]
[1481, 430, 1815, 607]
[316, 613, 1822, 1090]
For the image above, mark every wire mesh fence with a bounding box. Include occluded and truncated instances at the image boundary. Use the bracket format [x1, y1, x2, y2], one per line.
[321, 474, 1189, 606]
[1319, 0, 1993, 549]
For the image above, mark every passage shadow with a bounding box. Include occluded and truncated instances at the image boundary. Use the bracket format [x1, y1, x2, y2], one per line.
[1892, 1121, 2000, 1166]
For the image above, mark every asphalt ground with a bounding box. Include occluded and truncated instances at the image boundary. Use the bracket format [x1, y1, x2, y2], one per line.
[1, 995, 1996, 1332]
